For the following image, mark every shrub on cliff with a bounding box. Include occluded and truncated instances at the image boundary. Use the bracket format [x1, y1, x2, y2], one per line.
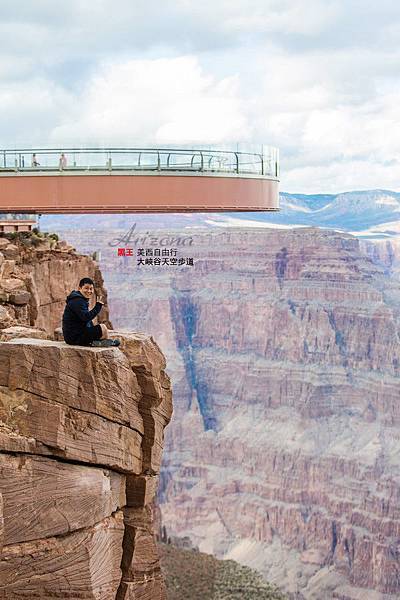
[159, 543, 287, 600]
[30, 235, 42, 247]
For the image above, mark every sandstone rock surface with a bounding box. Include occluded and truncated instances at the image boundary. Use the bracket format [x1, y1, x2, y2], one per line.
[0, 259, 16, 280]
[0, 513, 125, 599]
[117, 506, 167, 600]
[0, 453, 126, 544]
[0, 330, 172, 598]
[0, 233, 111, 334]
[0, 306, 15, 329]
[111, 332, 173, 473]
[2, 244, 18, 259]
[0, 326, 49, 342]
[0, 338, 143, 430]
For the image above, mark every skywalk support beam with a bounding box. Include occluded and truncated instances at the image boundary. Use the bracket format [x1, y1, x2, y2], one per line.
[0, 171, 279, 214]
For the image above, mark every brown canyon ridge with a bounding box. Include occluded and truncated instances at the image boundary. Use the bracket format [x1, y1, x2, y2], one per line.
[0, 235, 173, 598]
[59, 224, 400, 599]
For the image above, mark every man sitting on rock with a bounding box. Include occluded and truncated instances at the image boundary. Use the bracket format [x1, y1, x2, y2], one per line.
[62, 277, 120, 347]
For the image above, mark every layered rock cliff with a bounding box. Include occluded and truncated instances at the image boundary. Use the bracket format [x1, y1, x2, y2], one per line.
[58, 226, 400, 599]
[0, 234, 111, 335]
[0, 233, 173, 599]
[360, 238, 400, 280]
[0, 333, 172, 599]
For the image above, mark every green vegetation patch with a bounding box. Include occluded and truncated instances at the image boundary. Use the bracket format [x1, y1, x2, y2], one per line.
[159, 543, 287, 600]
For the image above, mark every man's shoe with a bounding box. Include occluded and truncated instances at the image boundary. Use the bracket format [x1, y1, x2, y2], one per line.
[91, 339, 121, 348]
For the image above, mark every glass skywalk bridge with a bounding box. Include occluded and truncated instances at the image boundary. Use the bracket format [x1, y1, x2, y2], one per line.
[0, 146, 279, 213]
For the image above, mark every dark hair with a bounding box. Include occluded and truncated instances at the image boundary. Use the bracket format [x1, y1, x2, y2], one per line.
[78, 277, 94, 287]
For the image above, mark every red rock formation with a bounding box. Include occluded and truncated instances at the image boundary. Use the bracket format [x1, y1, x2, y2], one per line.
[0, 310, 172, 595]
[0, 233, 175, 597]
[360, 238, 400, 281]
[1, 513, 125, 599]
[0, 234, 111, 335]
[62, 226, 400, 599]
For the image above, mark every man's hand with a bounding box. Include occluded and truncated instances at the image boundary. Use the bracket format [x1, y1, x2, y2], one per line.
[97, 296, 104, 305]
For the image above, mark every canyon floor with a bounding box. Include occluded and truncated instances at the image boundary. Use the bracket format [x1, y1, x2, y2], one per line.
[159, 542, 287, 599]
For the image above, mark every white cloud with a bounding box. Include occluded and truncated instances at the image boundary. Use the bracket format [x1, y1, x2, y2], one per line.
[50, 57, 248, 145]
[0, 1, 400, 193]
[222, 0, 339, 36]
[283, 159, 400, 194]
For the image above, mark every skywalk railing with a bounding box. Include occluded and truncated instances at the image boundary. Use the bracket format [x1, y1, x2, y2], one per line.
[0, 147, 279, 178]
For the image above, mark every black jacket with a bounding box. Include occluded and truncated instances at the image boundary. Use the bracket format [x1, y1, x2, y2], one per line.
[62, 290, 103, 343]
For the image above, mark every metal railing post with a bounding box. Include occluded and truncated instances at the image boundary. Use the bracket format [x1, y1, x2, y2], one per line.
[235, 152, 239, 174]
[191, 152, 197, 168]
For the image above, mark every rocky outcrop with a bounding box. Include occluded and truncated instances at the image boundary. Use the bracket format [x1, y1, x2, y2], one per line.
[360, 238, 400, 280]
[0, 332, 172, 598]
[0, 233, 111, 335]
[58, 226, 400, 599]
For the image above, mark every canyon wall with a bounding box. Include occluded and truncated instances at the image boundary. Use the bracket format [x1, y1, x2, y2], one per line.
[360, 238, 400, 279]
[58, 225, 400, 599]
[0, 234, 173, 599]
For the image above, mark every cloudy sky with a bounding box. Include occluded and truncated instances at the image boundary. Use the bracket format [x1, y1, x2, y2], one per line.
[1, 0, 399, 193]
